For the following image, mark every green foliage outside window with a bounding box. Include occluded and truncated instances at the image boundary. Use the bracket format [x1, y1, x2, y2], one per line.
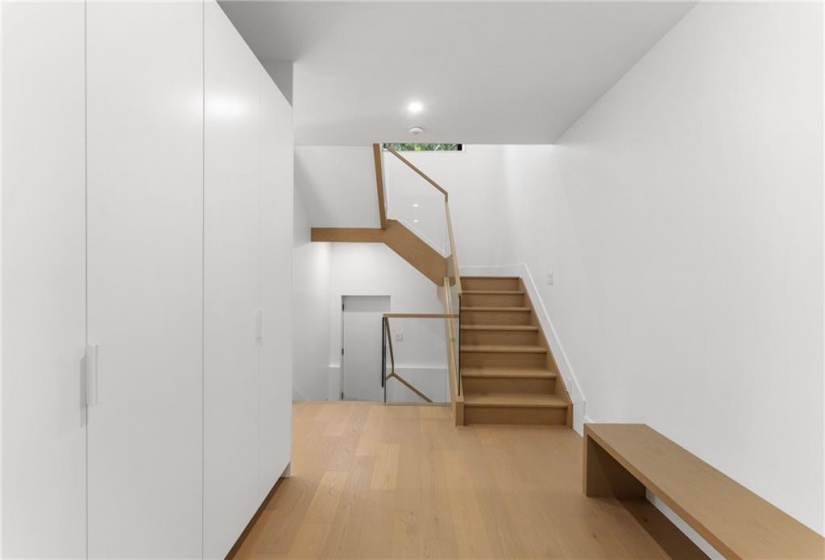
[383, 143, 463, 152]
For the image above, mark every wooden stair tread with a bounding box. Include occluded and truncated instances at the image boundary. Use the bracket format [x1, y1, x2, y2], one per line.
[461, 367, 556, 379]
[461, 345, 547, 354]
[462, 290, 525, 295]
[463, 393, 567, 408]
[462, 306, 531, 312]
[461, 325, 538, 332]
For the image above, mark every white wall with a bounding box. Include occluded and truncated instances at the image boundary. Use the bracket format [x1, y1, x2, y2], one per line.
[499, 2, 823, 534]
[294, 146, 380, 228]
[292, 185, 333, 401]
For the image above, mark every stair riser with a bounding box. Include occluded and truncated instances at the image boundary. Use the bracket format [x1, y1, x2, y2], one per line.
[462, 377, 556, 394]
[461, 330, 539, 346]
[464, 406, 567, 426]
[460, 351, 547, 368]
[462, 293, 525, 307]
[462, 277, 520, 291]
[461, 310, 532, 326]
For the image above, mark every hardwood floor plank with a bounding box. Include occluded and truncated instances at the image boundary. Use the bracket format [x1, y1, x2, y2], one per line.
[392, 510, 424, 559]
[319, 455, 377, 558]
[288, 522, 332, 559]
[232, 402, 706, 560]
[322, 404, 353, 437]
[442, 449, 495, 558]
[303, 471, 350, 525]
[256, 478, 316, 554]
[370, 443, 401, 490]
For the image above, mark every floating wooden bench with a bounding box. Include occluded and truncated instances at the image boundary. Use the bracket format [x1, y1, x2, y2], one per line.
[584, 424, 825, 559]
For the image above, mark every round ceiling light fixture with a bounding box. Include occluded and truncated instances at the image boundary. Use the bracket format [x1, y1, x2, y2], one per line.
[409, 125, 424, 136]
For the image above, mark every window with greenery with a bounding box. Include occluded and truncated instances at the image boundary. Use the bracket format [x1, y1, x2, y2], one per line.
[383, 143, 463, 152]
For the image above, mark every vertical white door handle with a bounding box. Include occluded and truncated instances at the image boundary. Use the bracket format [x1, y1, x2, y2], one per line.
[86, 344, 99, 406]
[255, 309, 263, 346]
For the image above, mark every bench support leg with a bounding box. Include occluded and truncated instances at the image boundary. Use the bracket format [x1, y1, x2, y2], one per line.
[584, 434, 646, 498]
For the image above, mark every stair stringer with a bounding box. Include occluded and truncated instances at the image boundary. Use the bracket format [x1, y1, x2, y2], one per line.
[310, 219, 447, 285]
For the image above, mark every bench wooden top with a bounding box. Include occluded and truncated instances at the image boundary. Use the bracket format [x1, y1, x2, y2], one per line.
[585, 423, 825, 560]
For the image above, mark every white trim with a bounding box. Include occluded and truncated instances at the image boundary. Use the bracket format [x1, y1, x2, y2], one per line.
[461, 263, 587, 435]
[646, 491, 723, 559]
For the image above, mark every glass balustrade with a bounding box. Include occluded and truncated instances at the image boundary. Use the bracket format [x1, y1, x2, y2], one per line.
[382, 314, 455, 404]
[378, 145, 464, 405]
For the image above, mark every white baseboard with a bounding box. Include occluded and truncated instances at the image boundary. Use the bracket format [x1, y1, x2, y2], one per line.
[461, 263, 587, 435]
[646, 491, 723, 559]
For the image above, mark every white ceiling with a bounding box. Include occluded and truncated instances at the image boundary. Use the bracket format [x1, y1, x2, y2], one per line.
[219, 1, 695, 145]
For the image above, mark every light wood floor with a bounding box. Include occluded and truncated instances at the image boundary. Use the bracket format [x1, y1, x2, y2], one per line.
[232, 402, 695, 560]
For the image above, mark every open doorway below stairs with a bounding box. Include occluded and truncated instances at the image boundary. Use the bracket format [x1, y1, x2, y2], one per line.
[340, 295, 391, 401]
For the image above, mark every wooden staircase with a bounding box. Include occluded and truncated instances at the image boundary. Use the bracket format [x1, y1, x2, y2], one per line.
[460, 276, 572, 426]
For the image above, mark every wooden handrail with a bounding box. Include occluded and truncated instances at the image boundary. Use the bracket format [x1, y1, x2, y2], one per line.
[384, 146, 449, 200]
[443, 278, 461, 403]
[444, 199, 462, 296]
[373, 143, 388, 229]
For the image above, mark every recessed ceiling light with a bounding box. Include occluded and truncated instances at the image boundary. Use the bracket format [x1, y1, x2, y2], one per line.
[408, 101, 424, 114]
[412, 203, 419, 208]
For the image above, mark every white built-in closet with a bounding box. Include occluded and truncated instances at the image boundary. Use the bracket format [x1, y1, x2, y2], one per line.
[1, 1, 293, 558]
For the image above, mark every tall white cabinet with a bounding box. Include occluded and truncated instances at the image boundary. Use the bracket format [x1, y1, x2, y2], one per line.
[202, 7, 295, 556]
[1, 3, 88, 558]
[86, 1, 206, 557]
[1, 1, 293, 558]
[203, 3, 264, 556]
[259, 49, 295, 501]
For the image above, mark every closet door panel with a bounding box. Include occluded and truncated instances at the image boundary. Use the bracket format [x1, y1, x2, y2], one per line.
[1, 3, 87, 557]
[259, 73, 294, 493]
[203, 2, 261, 557]
[86, 2, 204, 557]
